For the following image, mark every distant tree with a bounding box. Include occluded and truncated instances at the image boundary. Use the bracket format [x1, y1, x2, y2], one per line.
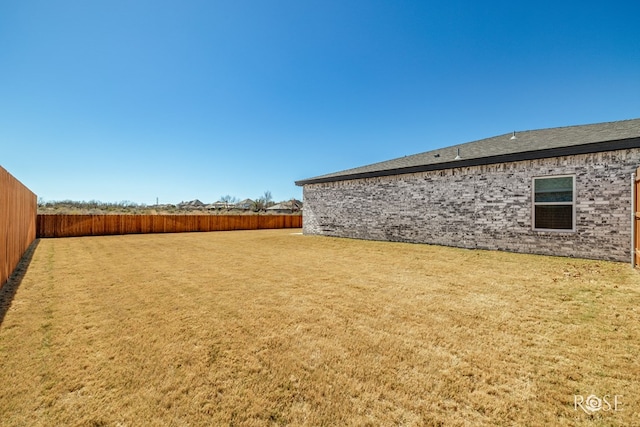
[220, 195, 238, 209]
[262, 191, 273, 208]
[253, 192, 275, 212]
[253, 197, 265, 212]
[290, 197, 301, 212]
[38, 199, 149, 213]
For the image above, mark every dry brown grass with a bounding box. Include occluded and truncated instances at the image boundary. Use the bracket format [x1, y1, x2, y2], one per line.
[1, 229, 639, 426]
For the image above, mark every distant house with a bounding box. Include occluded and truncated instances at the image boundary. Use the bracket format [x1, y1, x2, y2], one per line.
[234, 198, 255, 210]
[207, 201, 230, 210]
[295, 118, 640, 262]
[267, 199, 303, 214]
[178, 199, 205, 209]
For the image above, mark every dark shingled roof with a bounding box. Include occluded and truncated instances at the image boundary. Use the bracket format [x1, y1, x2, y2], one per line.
[296, 118, 640, 186]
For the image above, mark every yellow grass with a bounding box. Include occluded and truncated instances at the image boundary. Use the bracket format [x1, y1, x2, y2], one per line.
[1, 229, 639, 426]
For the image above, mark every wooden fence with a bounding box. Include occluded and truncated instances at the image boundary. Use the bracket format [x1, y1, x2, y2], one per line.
[1, 166, 37, 289]
[37, 214, 302, 238]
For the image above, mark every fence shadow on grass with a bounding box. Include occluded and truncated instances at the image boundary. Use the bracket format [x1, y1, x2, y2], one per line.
[0, 239, 40, 328]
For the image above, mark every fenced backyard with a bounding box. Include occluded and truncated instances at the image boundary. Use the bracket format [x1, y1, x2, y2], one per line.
[2, 164, 640, 425]
[0, 166, 36, 289]
[36, 214, 302, 238]
[1, 229, 639, 426]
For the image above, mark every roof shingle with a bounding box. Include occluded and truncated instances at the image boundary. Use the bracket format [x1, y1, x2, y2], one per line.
[296, 118, 640, 185]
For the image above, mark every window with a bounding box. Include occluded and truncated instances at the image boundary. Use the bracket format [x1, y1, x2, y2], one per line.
[532, 175, 575, 231]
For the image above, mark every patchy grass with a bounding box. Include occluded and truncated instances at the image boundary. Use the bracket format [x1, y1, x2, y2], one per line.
[1, 229, 639, 426]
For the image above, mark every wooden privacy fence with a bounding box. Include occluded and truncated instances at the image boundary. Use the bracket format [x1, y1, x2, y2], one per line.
[37, 214, 302, 238]
[1, 166, 37, 289]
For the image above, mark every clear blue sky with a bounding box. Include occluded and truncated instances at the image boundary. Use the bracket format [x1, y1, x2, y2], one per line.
[2, 1, 639, 205]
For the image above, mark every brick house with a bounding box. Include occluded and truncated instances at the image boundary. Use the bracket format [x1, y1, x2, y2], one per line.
[295, 118, 640, 262]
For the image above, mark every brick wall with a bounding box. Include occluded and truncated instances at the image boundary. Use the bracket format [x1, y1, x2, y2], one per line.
[302, 149, 640, 262]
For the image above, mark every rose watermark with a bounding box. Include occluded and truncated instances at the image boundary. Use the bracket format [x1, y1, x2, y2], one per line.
[574, 394, 623, 414]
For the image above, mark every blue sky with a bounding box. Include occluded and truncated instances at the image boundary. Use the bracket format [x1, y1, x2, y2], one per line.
[2, 1, 639, 205]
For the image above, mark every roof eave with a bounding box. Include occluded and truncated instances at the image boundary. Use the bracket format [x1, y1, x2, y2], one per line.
[295, 137, 640, 186]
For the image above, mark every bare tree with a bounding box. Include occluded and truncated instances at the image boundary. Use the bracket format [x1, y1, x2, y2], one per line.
[220, 195, 238, 209]
[251, 191, 272, 212]
[262, 190, 273, 208]
[252, 198, 264, 212]
[290, 197, 300, 212]
[220, 195, 231, 203]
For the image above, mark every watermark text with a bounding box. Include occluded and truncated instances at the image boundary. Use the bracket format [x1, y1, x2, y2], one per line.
[574, 394, 623, 414]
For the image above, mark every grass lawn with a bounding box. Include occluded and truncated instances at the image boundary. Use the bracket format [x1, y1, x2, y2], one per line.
[1, 229, 639, 426]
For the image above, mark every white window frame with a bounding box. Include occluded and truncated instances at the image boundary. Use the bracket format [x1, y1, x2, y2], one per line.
[532, 174, 576, 232]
